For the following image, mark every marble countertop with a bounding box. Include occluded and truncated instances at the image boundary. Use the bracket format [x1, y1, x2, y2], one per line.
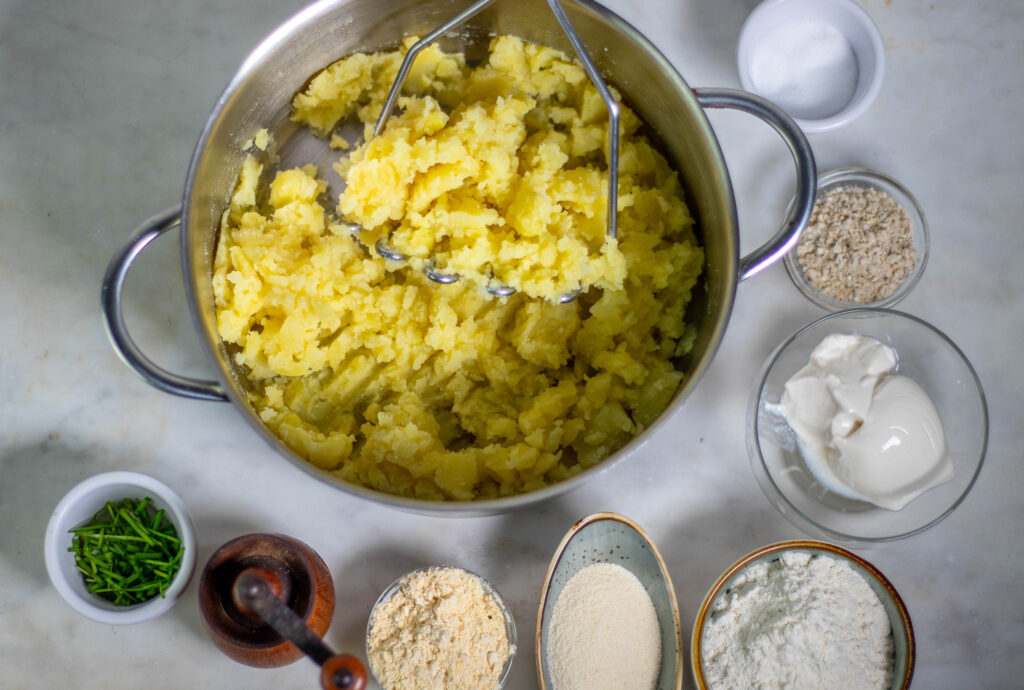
[1, 0, 1021, 687]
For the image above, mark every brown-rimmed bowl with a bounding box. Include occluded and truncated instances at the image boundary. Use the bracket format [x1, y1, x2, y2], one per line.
[691, 540, 914, 690]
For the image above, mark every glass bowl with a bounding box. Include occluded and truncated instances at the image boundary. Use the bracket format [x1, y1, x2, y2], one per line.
[366, 566, 517, 689]
[784, 167, 930, 311]
[691, 540, 914, 689]
[747, 308, 987, 543]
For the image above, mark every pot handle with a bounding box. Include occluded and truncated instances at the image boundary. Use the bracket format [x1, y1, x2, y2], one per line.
[694, 88, 817, 281]
[101, 205, 229, 402]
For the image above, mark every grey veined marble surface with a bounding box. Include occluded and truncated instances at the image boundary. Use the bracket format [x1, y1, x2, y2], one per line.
[1, 0, 1021, 688]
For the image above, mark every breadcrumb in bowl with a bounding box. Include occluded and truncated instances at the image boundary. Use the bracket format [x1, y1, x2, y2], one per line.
[784, 167, 929, 312]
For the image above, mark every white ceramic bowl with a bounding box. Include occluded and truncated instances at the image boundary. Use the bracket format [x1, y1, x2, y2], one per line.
[738, 0, 885, 133]
[44, 471, 197, 624]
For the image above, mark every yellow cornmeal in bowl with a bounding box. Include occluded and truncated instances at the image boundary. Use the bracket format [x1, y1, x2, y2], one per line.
[212, 36, 704, 501]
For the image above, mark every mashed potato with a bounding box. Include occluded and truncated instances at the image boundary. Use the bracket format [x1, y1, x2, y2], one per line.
[212, 36, 704, 500]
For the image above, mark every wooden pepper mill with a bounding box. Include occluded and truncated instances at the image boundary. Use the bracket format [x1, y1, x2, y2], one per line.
[198, 533, 366, 690]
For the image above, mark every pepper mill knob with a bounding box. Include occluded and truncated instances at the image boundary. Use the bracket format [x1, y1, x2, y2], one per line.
[198, 533, 335, 668]
[320, 654, 368, 690]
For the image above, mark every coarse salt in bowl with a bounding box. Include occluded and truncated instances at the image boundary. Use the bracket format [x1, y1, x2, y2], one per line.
[737, 0, 885, 133]
[43, 471, 197, 625]
[784, 167, 930, 311]
[747, 308, 987, 543]
[692, 540, 915, 689]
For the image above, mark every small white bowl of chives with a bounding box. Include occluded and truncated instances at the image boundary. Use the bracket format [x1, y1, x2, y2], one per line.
[44, 471, 197, 624]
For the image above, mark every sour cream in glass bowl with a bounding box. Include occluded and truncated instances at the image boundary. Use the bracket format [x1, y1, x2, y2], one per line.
[747, 309, 987, 543]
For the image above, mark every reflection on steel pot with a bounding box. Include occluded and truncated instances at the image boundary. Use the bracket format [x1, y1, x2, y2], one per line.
[101, 0, 815, 515]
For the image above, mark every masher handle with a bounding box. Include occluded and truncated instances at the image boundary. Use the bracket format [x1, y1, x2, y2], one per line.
[371, 0, 621, 300]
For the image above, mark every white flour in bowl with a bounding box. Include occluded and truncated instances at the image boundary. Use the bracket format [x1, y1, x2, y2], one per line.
[702, 551, 893, 689]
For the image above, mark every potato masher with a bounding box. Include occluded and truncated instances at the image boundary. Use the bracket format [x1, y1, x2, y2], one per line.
[346, 0, 621, 304]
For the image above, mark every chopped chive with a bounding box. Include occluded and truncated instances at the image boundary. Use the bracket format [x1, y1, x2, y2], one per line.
[68, 497, 184, 606]
[93, 534, 148, 542]
[117, 509, 157, 546]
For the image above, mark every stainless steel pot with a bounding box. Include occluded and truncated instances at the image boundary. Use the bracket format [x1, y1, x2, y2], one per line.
[101, 0, 815, 515]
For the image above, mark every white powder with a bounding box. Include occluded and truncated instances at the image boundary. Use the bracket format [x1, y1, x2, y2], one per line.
[749, 21, 859, 120]
[702, 551, 893, 689]
[546, 562, 661, 690]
